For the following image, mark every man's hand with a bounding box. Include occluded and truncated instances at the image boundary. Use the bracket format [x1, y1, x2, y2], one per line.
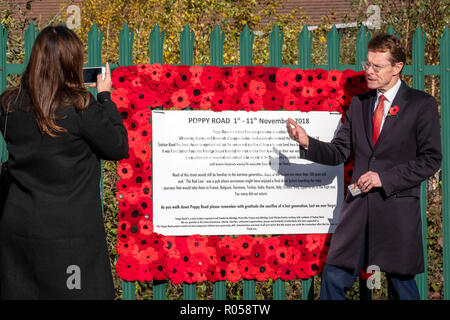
[357, 171, 382, 193]
[286, 118, 309, 148]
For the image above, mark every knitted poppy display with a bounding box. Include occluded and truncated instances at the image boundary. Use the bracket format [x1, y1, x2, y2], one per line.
[112, 64, 368, 284]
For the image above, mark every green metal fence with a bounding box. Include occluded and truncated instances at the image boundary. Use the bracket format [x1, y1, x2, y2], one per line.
[0, 22, 449, 300]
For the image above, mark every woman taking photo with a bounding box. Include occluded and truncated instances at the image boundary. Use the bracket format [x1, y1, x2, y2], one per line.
[0, 25, 128, 299]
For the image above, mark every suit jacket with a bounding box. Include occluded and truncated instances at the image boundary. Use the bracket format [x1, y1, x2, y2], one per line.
[300, 81, 441, 275]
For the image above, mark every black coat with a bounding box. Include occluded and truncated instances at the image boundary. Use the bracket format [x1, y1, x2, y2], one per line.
[300, 82, 441, 275]
[0, 90, 128, 299]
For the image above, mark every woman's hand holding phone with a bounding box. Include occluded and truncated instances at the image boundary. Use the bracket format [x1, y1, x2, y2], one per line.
[88, 62, 112, 93]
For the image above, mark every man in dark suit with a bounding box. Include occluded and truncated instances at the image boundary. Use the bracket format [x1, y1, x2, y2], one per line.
[286, 33, 441, 300]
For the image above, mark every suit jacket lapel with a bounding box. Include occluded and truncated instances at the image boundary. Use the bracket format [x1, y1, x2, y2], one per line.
[374, 81, 409, 148]
[362, 90, 376, 150]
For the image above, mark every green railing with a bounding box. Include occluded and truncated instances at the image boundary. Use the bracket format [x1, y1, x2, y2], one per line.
[0, 22, 449, 300]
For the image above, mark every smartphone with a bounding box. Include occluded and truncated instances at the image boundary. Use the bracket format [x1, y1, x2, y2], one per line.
[83, 66, 105, 85]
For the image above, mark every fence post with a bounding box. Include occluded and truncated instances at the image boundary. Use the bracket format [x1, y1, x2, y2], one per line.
[243, 280, 256, 300]
[208, 25, 228, 300]
[411, 26, 428, 300]
[117, 22, 138, 300]
[179, 23, 198, 300]
[240, 25, 254, 66]
[148, 24, 168, 301]
[0, 24, 7, 162]
[86, 24, 104, 198]
[386, 24, 401, 39]
[269, 25, 283, 68]
[441, 25, 450, 300]
[298, 25, 312, 69]
[87, 22, 103, 207]
[327, 25, 341, 70]
[180, 25, 194, 65]
[356, 25, 369, 70]
[298, 24, 316, 300]
[184, 283, 197, 300]
[302, 277, 314, 300]
[150, 24, 164, 65]
[239, 25, 256, 300]
[269, 24, 287, 300]
[210, 24, 224, 67]
[148, 25, 167, 297]
[122, 281, 136, 300]
[0, 24, 7, 93]
[119, 23, 134, 67]
[88, 23, 103, 67]
[87, 22, 103, 98]
[153, 280, 167, 300]
[87, 23, 131, 301]
[213, 281, 226, 300]
[387, 24, 394, 35]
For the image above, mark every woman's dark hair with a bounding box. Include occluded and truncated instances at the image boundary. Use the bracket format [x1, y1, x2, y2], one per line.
[368, 33, 406, 65]
[2, 25, 89, 136]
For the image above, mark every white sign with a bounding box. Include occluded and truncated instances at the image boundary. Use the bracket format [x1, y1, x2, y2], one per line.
[152, 110, 343, 236]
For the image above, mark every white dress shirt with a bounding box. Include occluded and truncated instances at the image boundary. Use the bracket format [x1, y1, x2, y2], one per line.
[373, 78, 402, 131]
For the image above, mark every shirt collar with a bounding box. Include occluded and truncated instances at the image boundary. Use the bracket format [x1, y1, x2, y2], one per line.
[377, 78, 401, 103]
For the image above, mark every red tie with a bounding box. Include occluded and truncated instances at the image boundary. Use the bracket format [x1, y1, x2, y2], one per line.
[372, 95, 386, 146]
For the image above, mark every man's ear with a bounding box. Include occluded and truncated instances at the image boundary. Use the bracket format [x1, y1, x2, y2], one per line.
[394, 62, 404, 76]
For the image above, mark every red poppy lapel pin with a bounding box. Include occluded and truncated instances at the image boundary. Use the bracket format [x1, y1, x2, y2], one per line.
[387, 105, 400, 119]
